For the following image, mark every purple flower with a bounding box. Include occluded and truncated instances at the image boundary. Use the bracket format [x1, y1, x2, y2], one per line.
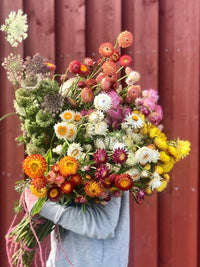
[95, 164, 110, 180]
[136, 189, 146, 201]
[93, 149, 108, 165]
[112, 147, 128, 164]
[109, 90, 120, 109]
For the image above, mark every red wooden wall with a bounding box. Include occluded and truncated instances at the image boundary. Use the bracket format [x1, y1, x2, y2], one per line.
[0, 1, 199, 267]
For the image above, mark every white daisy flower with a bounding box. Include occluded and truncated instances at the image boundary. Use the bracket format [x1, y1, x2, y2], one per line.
[94, 93, 112, 111]
[125, 112, 144, 129]
[126, 151, 136, 166]
[67, 124, 77, 140]
[135, 147, 155, 165]
[95, 121, 108, 135]
[127, 168, 140, 181]
[95, 138, 106, 149]
[89, 110, 104, 124]
[67, 143, 83, 159]
[1, 10, 28, 47]
[52, 144, 64, 155]
[54, 122, 69, 139]
[74, 112, 82, 123]
[149, 172, 163, 190]
[60, 110, 75, 122]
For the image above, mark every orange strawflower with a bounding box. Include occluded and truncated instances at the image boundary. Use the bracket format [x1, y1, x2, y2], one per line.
[23, 154, 47, 179]
[117, 31, 133, 48]
[115, 174, 133, 191]
[102, 61, 117, 75]
[99, 42, 114, 57]
[31, 175, 47, 189]
[70, 174, 82, 185]
[30, 185, 47, 198]
[84, 181, 103, 197]
[58, 156, 79, 176]
[61, 181, 74, 194]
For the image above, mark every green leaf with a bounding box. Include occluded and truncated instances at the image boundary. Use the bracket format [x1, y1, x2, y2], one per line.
[31, 197, 47, 216]
[45, 149, 52, 172]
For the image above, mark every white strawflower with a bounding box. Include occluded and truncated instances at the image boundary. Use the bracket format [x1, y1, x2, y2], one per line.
[52, 145, 64, 155]
[94, 93, 112, 111]
[60, 110, 75, 122]
[1, 10, 28, 47]
[149, 172, 163, 190]
[60, 77, 77, 96]
[113, 142, 127, 151]
[89, 110, 104, 124]
[141, 170, 150, 178]
[67, 143, 83, 159]
[125, 71, 140, 85]
[125, 112, 143, 129]
[126, 151, 136, 166]
[95, 138, 106, 149]
[105, 136, 119, 150]
[67, 124, 77, 141]
[152, 150, 160, 163]
[95, 121, 108, 135]
[135, 147, 155, 165]
[86, 123, 95, 137]
[83, 144, 93, 152]
[54, 122, 69, 139]
[127, 168, 140, 181]
[131, 133, 143, 144]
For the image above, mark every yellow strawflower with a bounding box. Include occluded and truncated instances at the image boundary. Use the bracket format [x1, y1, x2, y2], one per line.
[159, 157, 174, 173]
[154, 137, 168, 150]
[156, 180, 168, 192]
[176, 139, 191, 160]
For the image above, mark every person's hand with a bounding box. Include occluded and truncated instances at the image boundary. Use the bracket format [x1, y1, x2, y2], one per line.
[24, 188, 38, 212]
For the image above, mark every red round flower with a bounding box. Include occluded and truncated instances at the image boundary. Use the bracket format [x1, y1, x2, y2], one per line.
[69, 60, 81, 74]
[47, 186, 62, 202]
[99, 42, 114, 57]
[115, 174, 133, 191]
[61, 181, 74, 194]
[70, 174, 82, 186]
[110, 50, 120, 62]
[79, 64, 90, 77]
[119, 55, 132, 67]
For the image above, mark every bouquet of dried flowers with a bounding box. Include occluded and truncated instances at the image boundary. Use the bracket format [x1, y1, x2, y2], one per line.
[1, 10, 190, 267]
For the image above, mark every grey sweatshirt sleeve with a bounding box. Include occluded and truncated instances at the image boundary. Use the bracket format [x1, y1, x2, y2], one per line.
[40, 196, 122, 240]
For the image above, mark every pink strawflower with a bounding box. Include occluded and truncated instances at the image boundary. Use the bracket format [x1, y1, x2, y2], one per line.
[109, 91, 120, 109]
[143, 98, 156, 112]
[118, 31, 133, 48]
[127, 85, 141, 100]
[122, 106, 132, 119]
[84, 57, 95, 67]
[100, 77, 111, 91]
[93, 149, 108, 165]
[119, 55, 132, 67]
[75, 195, 88, 204]
[142, 89, 159, 103]
[81, 87, 94, 103]
[55, 175, 65, 186]
[135, 97, 144, 106]
[125, 66, 132, 75]
[108, 107, 123, 120]
[110, 50, 120, 62]
[99, 42, 114, 57]
[69, 60, 81, 74]
[46, 171, 56, 184]
[96, 72, 105, 83]
[102, 61, 117, 75]
[105, 73, 118, 83]
[147, 105, 163, 125]
[112, 147, 128, 164]
[95, 164, 110, 180]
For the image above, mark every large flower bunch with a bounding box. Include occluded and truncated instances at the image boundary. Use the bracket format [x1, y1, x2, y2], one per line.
[1, 10, 190, 267]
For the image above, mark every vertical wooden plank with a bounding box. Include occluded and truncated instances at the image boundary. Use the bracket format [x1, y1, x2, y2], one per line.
[55, 0, 86, 74]
[159, 0, 199, 267]
[23, 0, 55, 61]
[122, 1, 159, 267]
[0, 2, 24, 267]
[86, 0, 121, 59]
